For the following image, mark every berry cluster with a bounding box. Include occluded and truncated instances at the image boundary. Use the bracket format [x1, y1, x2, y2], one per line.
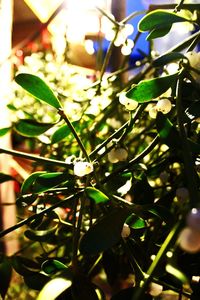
[148, 98, 172, 119]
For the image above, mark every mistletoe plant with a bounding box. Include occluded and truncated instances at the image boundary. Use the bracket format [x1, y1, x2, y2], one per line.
[0, 2, 200, 300]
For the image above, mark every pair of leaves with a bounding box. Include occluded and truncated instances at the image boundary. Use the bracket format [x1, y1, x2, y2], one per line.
[138, 10, 191, 40]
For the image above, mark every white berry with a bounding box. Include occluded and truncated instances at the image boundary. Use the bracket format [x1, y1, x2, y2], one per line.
[187, 208, 200, 231]
[108, 147, 128, 163]
[119, 92, 138, 111]
[149, 282, 163, 297]
[121, 224, 131, 238]
[124, 99, 138, 111]
[185, 51, 200, 82]
[73, 161, 93, 177]
[148, 105, 157, 119]
[156, 99, 172, 114]
[178, 227, 200, 253]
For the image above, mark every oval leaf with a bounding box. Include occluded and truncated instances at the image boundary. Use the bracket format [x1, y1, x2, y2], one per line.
[15, 73, 62, 109]
[24, 224, 58, 242]
[21, 171, 46, 194]
[0, 258, 12, 299]
[41, 259, 67, 275]
[0, 127, 11, 137]
[79, 207, 132, 255]
[24, 273, 50, 291]
[11, 256, 40, 276]
[138, 10, 190, 32]
[146, 24, 172, 40]
[14, 119, 54, 137]
[153, 52, 185, 67]
[33, 172, 70, 193]
[85, 187, 109, 204]
[51, 124, 70, 144]
[126, 73, 178, 102]
[37, 278, 71, 300]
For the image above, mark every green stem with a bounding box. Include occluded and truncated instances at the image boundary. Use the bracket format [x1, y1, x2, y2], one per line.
[99, 29, 119, 84]
[58, 109, 90, 161]
[176, 74, 199, 208]
[0, 191, 83, 239]
[0, 147, 69, 168]
[132, 221, 182, 300]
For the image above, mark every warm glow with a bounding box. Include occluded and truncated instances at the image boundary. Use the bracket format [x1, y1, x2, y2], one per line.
[24, 0, 64, 23]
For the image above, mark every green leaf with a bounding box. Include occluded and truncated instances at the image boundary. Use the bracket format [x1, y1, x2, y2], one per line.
[79, 207, 132, 255]
[138, 10, 190, 32]
[21, 171, 46, 194]
[33, 172, 70, 193]
[166, 264, 189, 284]
[0, 172, 16, 183]
[14, 119, 54, 137]
[24, 273, 50, 291]
[0, 257, 12, 299]
[153, 52, 185, 67]
[85, 187, 109, 204]
[146, 24, 172, 40]
[11, 256, 40, 276]
[156, 113, 180, 149]
[37, 278, 71, 300]
[15, 73, 62, 109]
[41, 260, 67, 275]
[51, 124, 70, 144]
[127, 215, 146, 229]
[24, 224, 58, 242]
[126, 73, 178, 102]
[51, 121, 79, 144]
[0, 127, 11, 137]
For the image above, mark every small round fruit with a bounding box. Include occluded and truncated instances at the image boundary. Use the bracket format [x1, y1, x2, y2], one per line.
[178, 227, 200, 253]
[124, 99, 138, 111]
[187, 208, 200, 231]
[74, 161, 93, 177]
[149, 282, 163, 297]
[121, 224, 131, 238]
[148, 105, 157, 119]
[156, 99, 172, 114]
[108, 147, 128, 163]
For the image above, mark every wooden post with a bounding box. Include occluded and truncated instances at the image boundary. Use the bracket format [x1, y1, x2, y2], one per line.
[0, 0, 18, 255]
